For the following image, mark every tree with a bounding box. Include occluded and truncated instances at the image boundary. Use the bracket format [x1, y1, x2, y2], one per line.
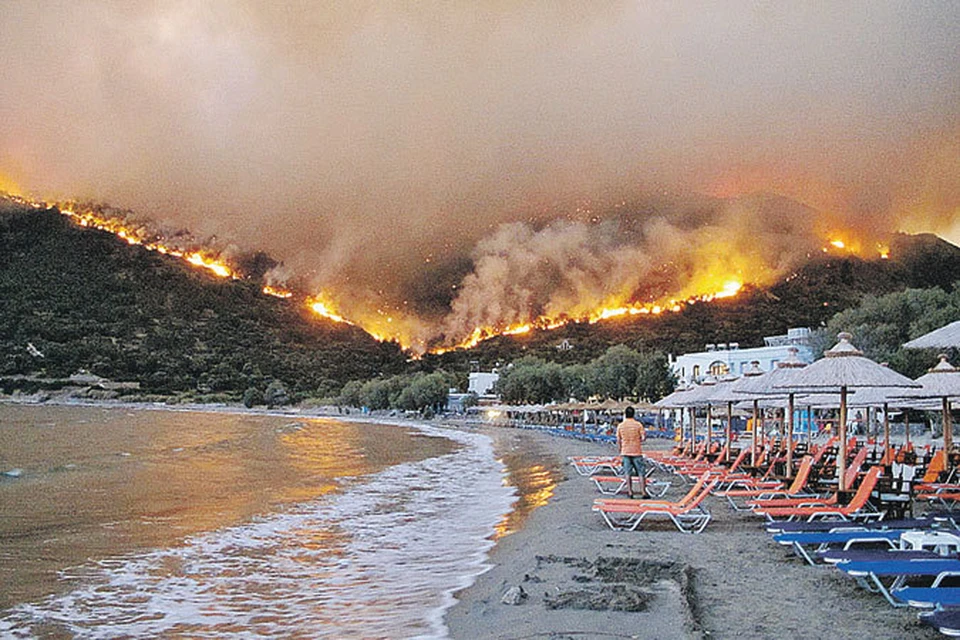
[635, 351, 677, 402]
[242, 387, 263, 408]
[338, 379, 364, 407]
[494, 357, 565, 404]
[561, 363, 591, 401]
[264, 380, 289, 407]
[397, 372, 448, 412]
[590, 345, 643, 400]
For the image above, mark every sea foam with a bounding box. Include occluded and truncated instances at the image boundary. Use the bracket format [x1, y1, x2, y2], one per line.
[0, 423, 515, 639]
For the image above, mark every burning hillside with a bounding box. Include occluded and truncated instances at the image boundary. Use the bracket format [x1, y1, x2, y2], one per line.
[1, 190, 904, 355]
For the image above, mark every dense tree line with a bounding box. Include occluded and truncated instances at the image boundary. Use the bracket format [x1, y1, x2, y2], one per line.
[337, 371, 454, 415]
[493, 346, 676, 404]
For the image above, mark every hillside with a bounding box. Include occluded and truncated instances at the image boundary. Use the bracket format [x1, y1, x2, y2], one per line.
[422, 232, 960, 371]
[5, 195, 960, 400]
[0, 200, 406, 398]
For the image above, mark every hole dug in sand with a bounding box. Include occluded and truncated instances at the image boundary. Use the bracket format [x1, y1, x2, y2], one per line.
[531, 555, 697, 615]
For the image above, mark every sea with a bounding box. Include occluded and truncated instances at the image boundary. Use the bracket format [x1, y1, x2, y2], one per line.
[0, 404, 557, 639]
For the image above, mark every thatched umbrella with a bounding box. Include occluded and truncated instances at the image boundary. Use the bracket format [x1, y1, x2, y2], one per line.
[772, 332, 921, 492]
[891, 355, 960, 453]
[903, 321, 960, 350]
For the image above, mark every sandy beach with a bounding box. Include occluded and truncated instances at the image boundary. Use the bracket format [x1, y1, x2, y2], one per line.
[446, 424, 942, 640]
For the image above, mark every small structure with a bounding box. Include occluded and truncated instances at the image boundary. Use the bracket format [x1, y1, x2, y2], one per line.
[468, 371, 499, 398]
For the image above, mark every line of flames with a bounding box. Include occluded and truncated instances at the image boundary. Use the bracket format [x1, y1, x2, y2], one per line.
[429, 280, 744, 355]
[3, 191, 891, 354]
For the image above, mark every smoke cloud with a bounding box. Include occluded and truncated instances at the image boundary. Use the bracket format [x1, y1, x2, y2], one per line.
[2, 2, 959, 348]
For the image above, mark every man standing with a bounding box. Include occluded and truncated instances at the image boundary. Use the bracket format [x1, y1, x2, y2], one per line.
[617, 406, 647, 499]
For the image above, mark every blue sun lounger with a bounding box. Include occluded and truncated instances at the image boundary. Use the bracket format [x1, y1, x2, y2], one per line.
[765, 516, 950, 535]
[920, 608, 960, 637]
[818, 548, 946, 565]
[837, 558, 960, 607]
[891, 585, 960, 609]
[818, 529, 960, 564]
[773, 529, 908, 565]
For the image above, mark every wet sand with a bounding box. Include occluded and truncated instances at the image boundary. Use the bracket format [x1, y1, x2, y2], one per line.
[446, 426, 942, 640]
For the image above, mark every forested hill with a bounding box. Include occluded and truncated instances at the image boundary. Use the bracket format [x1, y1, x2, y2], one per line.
[0, 200, 406, 398]
[5, 195, 960, 401]
[424, 232, 960, 371]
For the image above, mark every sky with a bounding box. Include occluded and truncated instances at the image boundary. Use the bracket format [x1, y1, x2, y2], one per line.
[2, 2, 959, 349]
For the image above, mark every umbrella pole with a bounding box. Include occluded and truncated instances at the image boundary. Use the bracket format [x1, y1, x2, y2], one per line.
[787, 393, 795, 476]
[779, 407, 785, 457]
[838, 385, 848, 492]
[690, 407, 697, 453]
[945, 397, 954, 453]
[883, 402, 890, 462]
[807, 405, 813, 447]
[707, 404, 713, 452]
[725, 401, 733, 464]
[752, 400, 759, 466]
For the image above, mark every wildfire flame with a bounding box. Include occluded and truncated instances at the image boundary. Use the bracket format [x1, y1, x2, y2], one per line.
[431, 279, 745, 354]
[0, 190, 893, 354]
[306, 296, 350, 325]
[263, 285, 293, 299]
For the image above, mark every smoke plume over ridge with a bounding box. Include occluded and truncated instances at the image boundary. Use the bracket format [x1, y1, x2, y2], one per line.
[2, 2, 959, 349]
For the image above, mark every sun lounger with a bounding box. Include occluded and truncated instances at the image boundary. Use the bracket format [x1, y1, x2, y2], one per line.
[891, 584, 960, 608]
[719, 456, 815, 511]
[766, 515, 959, 535]
[818, 548, 947, 565]
[920, 607, 960, 637]
[592, 476, 718, 533]
[569, 455, 621, 476]
[594, 472, 712, 509]
[752, 466, 884, 523]
[812, 529, 960, 564]
[591, 474, 671, 497]
[918, 487, 960, 512]
[745, 452, 867, 510]
[837, 557, 960, 607]
[773, 528, 908, 565]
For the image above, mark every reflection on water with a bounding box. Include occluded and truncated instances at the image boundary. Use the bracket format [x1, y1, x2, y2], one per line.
[0, 404, 455, 610]
[490, 438, 563, 539]
[0, 410, 514, 639]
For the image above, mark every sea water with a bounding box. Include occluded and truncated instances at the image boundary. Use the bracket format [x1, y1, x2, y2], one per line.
[0, 405, 519, 638]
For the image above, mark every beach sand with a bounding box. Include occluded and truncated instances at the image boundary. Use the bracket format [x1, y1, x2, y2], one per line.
[446, 425, 941, 640]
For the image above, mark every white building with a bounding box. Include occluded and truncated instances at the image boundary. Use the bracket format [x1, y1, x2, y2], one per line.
[670, 328, 814, 382]
[468, 371, 500, 398]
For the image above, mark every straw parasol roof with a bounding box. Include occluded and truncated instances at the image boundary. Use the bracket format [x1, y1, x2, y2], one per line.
[890, 355, 960, 451]
[903, 321, 960, 350]
[653, 382, 695, 408]
[674, 375, 720, 408]
[896, 355, 960, 399]
[776, 335, 920, 392]
[773, 332, 920, 490]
